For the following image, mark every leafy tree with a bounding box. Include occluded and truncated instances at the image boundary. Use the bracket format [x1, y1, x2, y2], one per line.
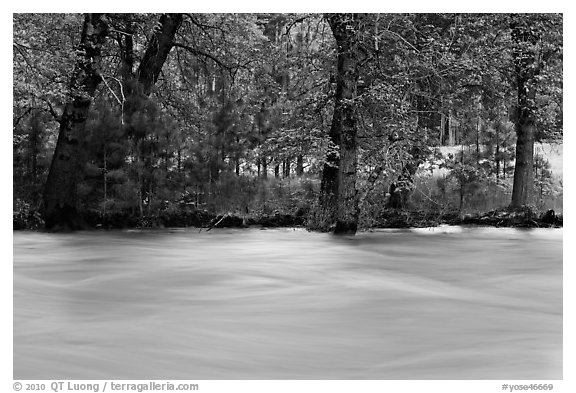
[445, 149, 486, 211]
[316, 13, 364, 234]
[39, 13, 183, 229]
[509, 14, 562, 208]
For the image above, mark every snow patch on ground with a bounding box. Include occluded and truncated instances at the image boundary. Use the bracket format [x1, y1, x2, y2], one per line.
[429, 142, 563, 179]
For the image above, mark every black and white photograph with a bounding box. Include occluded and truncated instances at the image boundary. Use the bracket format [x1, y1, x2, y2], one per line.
[11, 7, 567, 392]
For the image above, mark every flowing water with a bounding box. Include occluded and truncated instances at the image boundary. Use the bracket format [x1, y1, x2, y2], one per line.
[13, 227, 562, 380]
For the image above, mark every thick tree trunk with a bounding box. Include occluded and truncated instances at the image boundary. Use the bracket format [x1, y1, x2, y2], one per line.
[42, 14, 109, 230]
[320, 14, 361, 235]
[510, 16, 540, 208]
[136, 14, 183, 95]
[511, 122, 536, 207]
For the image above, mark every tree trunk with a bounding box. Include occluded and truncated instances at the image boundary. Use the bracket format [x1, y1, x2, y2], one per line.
[495, 122, 500, 180]
[28, 111, 43, 201]
[262, 157, 268, 178]
[449, 113, 455, 146]
[235, 136, 241, 176]
[103, 149, 107, 222]
[296, 155, 304, 176]
[283, 159, 290, 178]
[320, 13, 361, 235]
[119, 14, 135, 81]
[511, 122, 536, 207]
[136, 14, 183, 95]
[440, 112, 446, 146]
[42, 14, 109, 230]
[510, 16, 540, 208]
[476, 116, 480, 167]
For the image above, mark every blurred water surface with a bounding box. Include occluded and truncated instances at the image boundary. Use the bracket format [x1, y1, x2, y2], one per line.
[13, 227, 562, 379]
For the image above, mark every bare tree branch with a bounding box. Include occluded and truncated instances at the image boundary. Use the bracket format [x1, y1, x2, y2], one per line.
[172, 42, 235, 72]
[378, 29, 420, 53]
[282, 15, 310, 38]
[42, 98, 62, 122]
[184, 14, 226, 36]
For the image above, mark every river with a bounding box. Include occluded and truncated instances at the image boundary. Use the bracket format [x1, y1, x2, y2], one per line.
[13, 227, 562, 380]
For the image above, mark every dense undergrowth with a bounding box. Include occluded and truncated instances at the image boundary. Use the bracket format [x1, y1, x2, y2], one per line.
[14, 158, 563, 231]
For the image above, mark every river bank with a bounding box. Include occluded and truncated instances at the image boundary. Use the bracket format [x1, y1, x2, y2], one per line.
[13, 205, 563, 231]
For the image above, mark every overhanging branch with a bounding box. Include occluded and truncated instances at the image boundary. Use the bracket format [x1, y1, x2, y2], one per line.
[172, 42, 233, 71]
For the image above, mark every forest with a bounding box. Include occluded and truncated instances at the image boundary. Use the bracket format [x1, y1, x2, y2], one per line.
[12, 13, 563, 234]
